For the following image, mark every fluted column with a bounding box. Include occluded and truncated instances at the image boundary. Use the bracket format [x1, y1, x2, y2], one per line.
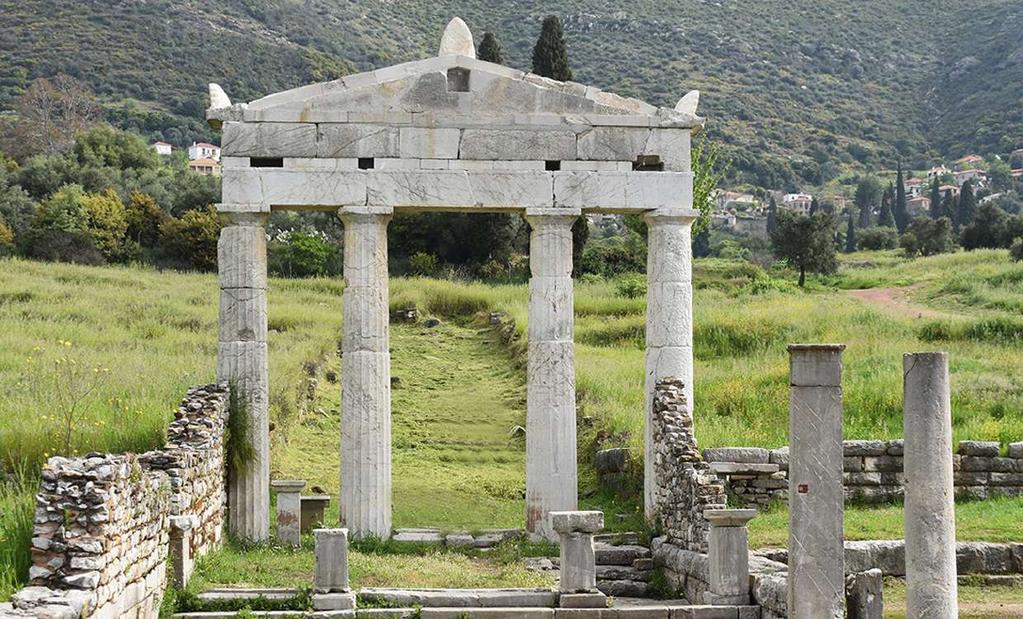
[339, 206, 392, 540]
[643, 208, 699, 521]
[217, 212, 270, 542]
[524, 208, 579, 540]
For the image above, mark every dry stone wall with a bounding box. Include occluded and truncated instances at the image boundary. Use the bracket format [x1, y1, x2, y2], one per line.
[652, 378, 727, 552]
[705, 439, 1023, 509]
[2, 384, 229, 619]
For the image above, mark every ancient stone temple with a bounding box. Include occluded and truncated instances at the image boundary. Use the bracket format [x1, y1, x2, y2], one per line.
[208, 17, 702, 541]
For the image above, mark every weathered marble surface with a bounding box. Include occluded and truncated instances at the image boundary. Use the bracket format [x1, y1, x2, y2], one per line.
[903, 352, 958, 618]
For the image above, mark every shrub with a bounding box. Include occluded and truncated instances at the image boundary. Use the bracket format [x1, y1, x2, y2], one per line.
[125, 191, 168, 247]
[0, 216, 13, 255]
[857, 226, 899, 250]
[23, 228, 104, 264]
[408, 251, 439, 277]
[581, 234, 645, 277]
[159, 206, 220, 271]
[901, 217, 954, 257]
[614, 274, 646, 299]
[81, 188, 128, 261]
[268, 230, 339, 278]
[1011, 237, 1023, 262]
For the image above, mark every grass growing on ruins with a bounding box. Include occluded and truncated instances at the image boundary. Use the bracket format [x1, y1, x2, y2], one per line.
[746, 496, 1023, 549]
[883, 577, 1023, 618]
[4, 250, 1023, 595]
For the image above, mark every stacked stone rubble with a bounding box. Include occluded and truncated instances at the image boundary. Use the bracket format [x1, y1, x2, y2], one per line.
[705, 439, 1023, 508]
[4, 385, 229, 619]
[651, 377, 726, 553]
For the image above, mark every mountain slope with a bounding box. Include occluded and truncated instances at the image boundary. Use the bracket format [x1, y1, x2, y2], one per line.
[1, 0, 1021, 186]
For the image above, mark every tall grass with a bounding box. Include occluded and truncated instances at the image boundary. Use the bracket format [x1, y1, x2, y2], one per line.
[0, 474, 35, 601]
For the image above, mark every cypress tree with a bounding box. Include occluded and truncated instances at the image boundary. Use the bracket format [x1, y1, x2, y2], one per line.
[878, 184, 896, 228]
[766, 195, 778, 234]
[477, 31, 504, 64]
[809, 197, 819, 216]
[845, 212, 856, 253]
[929, 177, 942, 219]
[941, 190, 957, 224]
[894, 163, 908, 233]
[532, 16, 573, 81]
[957, 180, 977, 230]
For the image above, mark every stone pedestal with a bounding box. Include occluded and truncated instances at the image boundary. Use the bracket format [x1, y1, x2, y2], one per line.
[787, 344, 845, 619]
[168, 515, 197, 588]
[703, 508, 756, 605]
[643, 208, 699, 521]
[271, 479, 306, 546]
[301, 495, 331, 533]
[339, 207, 393, 540]
[314, 528, 351, 592]
[551, 510, 605, 608]
[525, 209, 580, 540]
[903, 352, 958, 619]
[217, 212, 270, 542]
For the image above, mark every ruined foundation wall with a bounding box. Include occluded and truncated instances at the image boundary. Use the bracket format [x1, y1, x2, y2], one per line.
[4, 384, 229, 619]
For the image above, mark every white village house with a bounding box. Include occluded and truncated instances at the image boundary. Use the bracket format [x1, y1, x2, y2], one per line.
[188, 141, 221, 161]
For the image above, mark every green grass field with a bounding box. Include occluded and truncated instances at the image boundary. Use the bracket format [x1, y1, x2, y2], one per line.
[3, 250, 1023, 600]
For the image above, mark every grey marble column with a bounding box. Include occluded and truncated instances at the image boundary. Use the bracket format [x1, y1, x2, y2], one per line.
[643, 208, 699, 521]
[217, 212, 270, 542]
[787, 344, 845, 619]
[339, 206, 393, 540]
[524, 209, 579, 540]
[904, 352, 958, 619]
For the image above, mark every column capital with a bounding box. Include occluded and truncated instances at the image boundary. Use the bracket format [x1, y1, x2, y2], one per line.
[643, 207, 700, 226]
[524, 207, 581, 226]
[217, 202, 270, 215]
[220, 211, 269, 227]
[338, 205, 393, 224]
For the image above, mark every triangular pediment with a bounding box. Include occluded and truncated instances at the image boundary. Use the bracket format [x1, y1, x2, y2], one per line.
[210, 55, 700, 126]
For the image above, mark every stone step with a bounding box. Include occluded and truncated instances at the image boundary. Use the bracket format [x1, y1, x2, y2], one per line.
[594, 543, 651, 566]
[358, 588, 557, 608]
[596, 565, 652, 582]
[596, 579, 649, 597]
[593, 532, 640, 545]
[197, 588, 299, 602]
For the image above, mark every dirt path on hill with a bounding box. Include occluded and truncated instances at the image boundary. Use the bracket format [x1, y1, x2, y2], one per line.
[847, 285, 950, 320]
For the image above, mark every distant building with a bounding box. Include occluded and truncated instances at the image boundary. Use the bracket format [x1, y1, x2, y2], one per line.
[1012, 169, 1023, 179]
[939, 184, 960, 198]
[927, 165, 950, 181]
[715, 190, 758, 212]
[954, 154, 984, 170]
[733, 215, 768, 237]
[188, 157, 222, 177]
[711, 213, 736, 228]
[152, 141, 173, 156]
[781, 193, 813, 215]
[906, 196, 931, 217]
[904, 177, 924, 198]
[954, 169, 986, 186]
[188, 141, 221, 161]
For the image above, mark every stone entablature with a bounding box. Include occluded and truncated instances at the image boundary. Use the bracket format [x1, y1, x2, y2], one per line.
[705, 439, 1023, 508]
[4, 385, 228, 619]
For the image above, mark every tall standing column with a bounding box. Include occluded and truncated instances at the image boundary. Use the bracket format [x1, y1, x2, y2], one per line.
[339, 206, 393, 540]
[904, 352, 958, 618]
[217, 212, 270, 542]
[643, 208, 699, 521]
[787, 344, 845, 619]
[524, 208, 579, 540]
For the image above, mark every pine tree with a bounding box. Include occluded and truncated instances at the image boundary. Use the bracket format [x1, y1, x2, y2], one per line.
[766, 195, 778, 234]
[532, 16, 573, 81]
[956, 179, 977, 231]
[929, 178, 942, 219]
[845, 212, 856, 253]
[878, 184, 896, 228]
[894, 163, 908, 233]
[477, 32, 504, 64]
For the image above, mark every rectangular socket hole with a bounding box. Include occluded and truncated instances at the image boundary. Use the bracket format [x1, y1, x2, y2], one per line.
[447, 67, 471, 92]
[250, 157, 283, 168]
[545, 160, 561, 171]
[358, 157, 375, 170]
[633, 155, 664, 171]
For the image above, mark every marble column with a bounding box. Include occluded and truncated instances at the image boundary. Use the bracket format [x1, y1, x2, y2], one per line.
[217, 212, 270, 542]
[787, 344, 846, 619]
[704, 508, 756, 605]
[339, 206, 393, 540]
[524, 208, 579, 540]
[643, 208, 699, 521]
[903, 352, 958, 619]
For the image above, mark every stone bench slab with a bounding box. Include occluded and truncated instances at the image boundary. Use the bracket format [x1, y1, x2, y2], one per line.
[358, 588, 557, 608]
[708, 462, 779, 475]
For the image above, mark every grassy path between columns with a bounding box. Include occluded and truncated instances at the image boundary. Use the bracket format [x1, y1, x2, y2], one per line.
[277, 319, 528, 530]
